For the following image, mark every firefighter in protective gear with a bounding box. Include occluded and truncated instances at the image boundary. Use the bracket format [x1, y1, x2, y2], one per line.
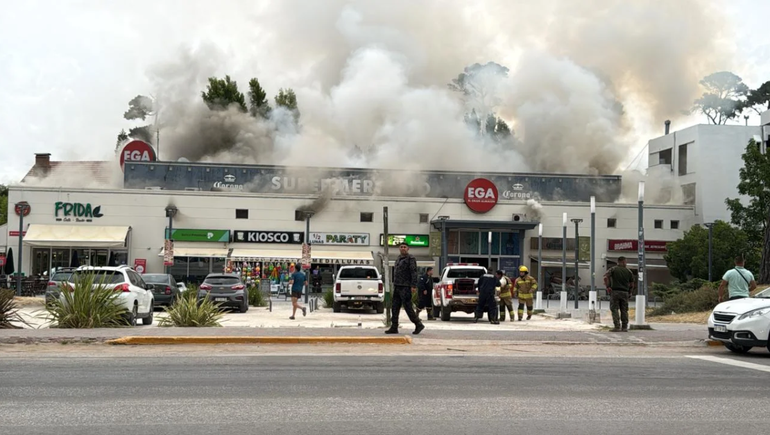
[496, 270, 515, 321]
[514, 265, 538, 321]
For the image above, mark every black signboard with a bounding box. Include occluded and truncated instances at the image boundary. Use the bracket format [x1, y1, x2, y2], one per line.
[233, 230, 304, 244]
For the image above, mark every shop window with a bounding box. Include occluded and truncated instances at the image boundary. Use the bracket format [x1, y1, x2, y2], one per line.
[212, 257, 226, 275]
[481, 232, 501, 255]
[360, 212, 373, 222]
[671, 220, 680, 230]
[447, 231, 459, 255]
[188, 257, 211, 284]
[236, 209, 249, 219]
[459, 231, 480, 255]
[32, 248, 51, 277]
[51, 249, 71, 271]
[110, 250, 128, 267]
[654, 220, 663, 229]
[419, 213, 429, 223]
[169, 257, 189, 283]
[295, 210, 305, 221]
[607, 218, 617, 228]
[500, 232, 520, 256]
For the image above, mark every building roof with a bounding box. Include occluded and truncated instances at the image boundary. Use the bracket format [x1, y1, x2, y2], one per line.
[21, 161, 113, 185]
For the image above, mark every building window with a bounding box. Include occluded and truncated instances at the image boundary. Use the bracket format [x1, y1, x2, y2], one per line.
[235, 209, 248, 219]
[360, 212, 373, 222]
[678, 143, 688, 175]
[294, 210, 304, 221]
[682, 183, 696, 205]
[671, 220, 680, 230]
[607, 218, 617, 228]
[419, 213, 429, 223]
[659, 148, 672, 166]
[654, 220, 663, 229]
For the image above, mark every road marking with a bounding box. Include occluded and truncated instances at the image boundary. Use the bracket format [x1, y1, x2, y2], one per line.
[686, 355, 770, 373]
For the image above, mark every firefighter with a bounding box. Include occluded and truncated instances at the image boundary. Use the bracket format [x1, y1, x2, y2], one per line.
[496, 270, 515, 321]
[514, 265, 537, 321]
[474, 270, 500, 324]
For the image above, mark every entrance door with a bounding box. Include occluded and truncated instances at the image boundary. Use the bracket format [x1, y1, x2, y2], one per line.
[462, 257, 497, 271]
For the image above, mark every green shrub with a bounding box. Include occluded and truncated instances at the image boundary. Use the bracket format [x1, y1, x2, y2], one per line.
[45, 274, 129, 328]
[650, 285, 719, 316]
[248, 287, 267, 307]
[322, 289, 334, 308]
[1, 289, 29, 329]
[159, 289, 224, 327]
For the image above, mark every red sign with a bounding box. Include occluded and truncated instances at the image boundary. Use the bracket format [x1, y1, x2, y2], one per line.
[163, 240, 174, 266]
[119, 140, 157, 171]
[608, 239, 669, 252]
[0, 255, 5, 267]
[8, 231, 27, 237]
[14, 202, 31, 217]
[464, 178, 498, 213]
[134, 259, 147, 274]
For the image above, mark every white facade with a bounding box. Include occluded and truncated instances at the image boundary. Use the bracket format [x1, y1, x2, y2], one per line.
[648, 124, 769, 224]
[6, 186, 695, 288]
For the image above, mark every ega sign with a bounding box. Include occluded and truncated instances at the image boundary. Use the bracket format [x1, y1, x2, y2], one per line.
[120, 140, 157, 171]
[464, 178, 498, 213]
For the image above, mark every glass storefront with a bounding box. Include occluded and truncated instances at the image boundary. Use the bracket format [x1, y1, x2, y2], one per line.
[168, 257, 227, 285]
[444, 230, 522, 276]
[31, 247, 129, 276]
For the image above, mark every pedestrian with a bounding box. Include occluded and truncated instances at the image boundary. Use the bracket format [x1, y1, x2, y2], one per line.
[513, 266, 537, 321]
[385, 242, 424, 335]
[475, 270, 500, 324]
[496, 270, 515, 321]
[287, 265, 307, 320]
[718, 256, 757, 302]
[603, 256, 635, 332]
[416, 267, 436, 321]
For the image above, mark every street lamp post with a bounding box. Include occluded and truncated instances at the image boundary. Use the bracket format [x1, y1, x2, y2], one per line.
[164, 205, 177, 275]
[635, 182, 648, 328]
[571, 218, 583, 310]
[15, 202, 30, 297]
[589, 197, 597, 312]
[705, 223, 713, 282]
[304, 212, 314, 304]
[535, 223, 544, 313]
[560, 213, 568, 314]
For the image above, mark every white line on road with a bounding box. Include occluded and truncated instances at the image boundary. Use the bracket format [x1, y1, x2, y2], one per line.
[686, 355, 770, 373]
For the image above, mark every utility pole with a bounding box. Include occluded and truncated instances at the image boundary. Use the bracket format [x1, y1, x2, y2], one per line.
[571, 218, 583, 309]
[16, 202, 30, 296]
[534, 223, 544, 313]
[304, 213, 312, 304]
[589, 197, 597, 311]
[383, 207, 391, 327]
[706, 223, 713, 281]
[635, 181, 649, 328]
[560, 213, 568, 316]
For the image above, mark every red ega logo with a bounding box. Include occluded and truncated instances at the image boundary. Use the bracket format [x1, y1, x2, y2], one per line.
[464, 178, 498, 213]
[119, 140, 157, 171]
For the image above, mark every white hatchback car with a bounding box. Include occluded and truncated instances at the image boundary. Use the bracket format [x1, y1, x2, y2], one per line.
[66, 265, 155, 326]
[707, 287, 770, 354]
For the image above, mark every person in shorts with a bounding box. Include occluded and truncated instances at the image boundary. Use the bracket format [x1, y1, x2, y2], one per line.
[288, 266, 307, 320]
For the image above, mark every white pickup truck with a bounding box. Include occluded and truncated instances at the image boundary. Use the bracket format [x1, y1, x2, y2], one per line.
[432, 263, 492, 321]
[333, 265, 385, 313]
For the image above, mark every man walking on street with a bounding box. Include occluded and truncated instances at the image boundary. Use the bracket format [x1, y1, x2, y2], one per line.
[718, 256, 757, 302]
[385, 242, 424, 335]
[416, 267, 435, 321]
[475, 270, 500, 324]
[603, 256, 634, 332]
[287, 265, 307, 320]
[513, 266, 537, 321]
[496, 270, 515, 321]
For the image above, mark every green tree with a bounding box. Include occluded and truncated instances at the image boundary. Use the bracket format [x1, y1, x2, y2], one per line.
[248, 78, 271, 119]
[664, 220, 759, 282]
[274, 88, 299, 122]
[726, 139, 770, 283]
[201, 75, 247, 112]
[0, 184, 7, 226]
[450, 62, 513, 142]
[116, 95, 158, 151]
[691, 71, 749, 124]
[739, 81, 770, 115]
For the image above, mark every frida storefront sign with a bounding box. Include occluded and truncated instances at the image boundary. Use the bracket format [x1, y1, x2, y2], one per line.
[55, 202, 103, 222]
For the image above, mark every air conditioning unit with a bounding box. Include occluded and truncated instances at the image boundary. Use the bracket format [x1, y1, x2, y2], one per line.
[144, 187, 163, 191]
[512, 214, 524, 222]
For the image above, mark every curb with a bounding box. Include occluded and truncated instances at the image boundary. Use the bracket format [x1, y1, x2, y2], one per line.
[105, 336, 413, 345]
[706, 339, 723, 347]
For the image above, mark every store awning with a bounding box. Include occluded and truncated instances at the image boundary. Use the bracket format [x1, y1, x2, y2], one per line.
[606, 257, 669, 270]
[23, 224, 129, 248]
[311, 250, 374, 265]
[229, 248, 300, 262]
[387, 255, 436, 267]
[530, 256, 590, 269]
[158, 246, 229, 258]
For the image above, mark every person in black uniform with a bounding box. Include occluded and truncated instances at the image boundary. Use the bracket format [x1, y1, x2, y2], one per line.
[385, 242, 425, 335]
[416, 267, 435, 321]
[474, 270, 500, 324]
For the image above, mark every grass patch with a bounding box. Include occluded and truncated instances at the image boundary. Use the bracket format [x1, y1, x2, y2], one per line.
[45, 274, 129, 329]
[248, 287, 268, 307]
[13, 296, 44, 307]
[322, 290, 334, 308]
[650, 285, 718, 317]
[159, 290, 224, 327]
[1, 289, 30, 329]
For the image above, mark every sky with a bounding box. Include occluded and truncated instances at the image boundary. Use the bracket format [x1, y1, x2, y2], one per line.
[1, 0, 769, 185]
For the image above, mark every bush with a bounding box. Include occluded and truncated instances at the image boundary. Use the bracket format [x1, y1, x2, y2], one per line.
[45, 274, 130, 328]
[322, 290, 334, 308]
[159, 289, 224, 327]
[248, 287, 267, 307]
[650, 285, 719, 316]
[1, 289, 29, 329]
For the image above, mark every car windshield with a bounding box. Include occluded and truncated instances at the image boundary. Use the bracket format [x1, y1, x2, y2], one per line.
[72, 271, 125, 284]
[446, 268, 485, 279]
[51, 272, 73, 282]
[205, 276, 241, 285]
[142, 274, 170, 284]
[338, 268, 379, 279]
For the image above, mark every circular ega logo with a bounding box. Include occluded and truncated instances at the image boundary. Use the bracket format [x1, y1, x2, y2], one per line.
[120, 140, 157, 171]
[464, 178, 498, 213]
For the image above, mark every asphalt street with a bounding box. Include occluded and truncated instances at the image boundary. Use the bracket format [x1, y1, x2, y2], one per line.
[1, 347, 769, 435]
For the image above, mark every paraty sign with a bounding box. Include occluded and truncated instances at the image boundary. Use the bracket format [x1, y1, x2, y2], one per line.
[55, 201, 103, 222]
[464, 178, 498, 213]
[120, 140, 157, 171]
[379, 234, 430, 247]
[233, 230, 304, 244]
[309, 232, 370, 245]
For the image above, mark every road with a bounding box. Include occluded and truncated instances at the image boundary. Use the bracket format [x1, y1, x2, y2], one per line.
[1, 344, 769, 434]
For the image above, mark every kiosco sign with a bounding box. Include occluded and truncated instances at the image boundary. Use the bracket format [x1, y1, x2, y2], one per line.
[233, 230, 304, 244]
[464, 178, 498, 213]
[120, 140, 157, 171]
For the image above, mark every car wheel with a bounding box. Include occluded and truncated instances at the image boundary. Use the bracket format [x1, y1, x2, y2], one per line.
[432, 306, 441, 319]
[725, 343, 752, 354]
[440, 305, 451, 321]
[239, 300, 248, 313]
[142, 305, 154, 325]
[127, 304, 138, 327]
[375, 303, 385, 314]
[333, 302, 342, 313]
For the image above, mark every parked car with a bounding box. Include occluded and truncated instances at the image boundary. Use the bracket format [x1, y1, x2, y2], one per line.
[45, 267, 77, 306]
[198, 273, 249, 313]
[333, 265, 384, 313]
[177, 282, 187, 293]
[707, 287, 770, 354]
[432, 263, 491, 321]
[141, 273, 181, 307]
[66, 266, 155, 326]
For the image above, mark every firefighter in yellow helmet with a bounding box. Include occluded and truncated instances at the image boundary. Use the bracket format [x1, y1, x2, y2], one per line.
[496, 270, 515, 321]
[514, 265, 538, 321]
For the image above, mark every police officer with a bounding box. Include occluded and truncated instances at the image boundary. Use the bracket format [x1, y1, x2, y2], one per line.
[496, 270, 515, 321]
[475, 270, 500, 324]
[514, 266, 537, 321]
[385, 242, 424, 335]
[416, 267, 435, 321]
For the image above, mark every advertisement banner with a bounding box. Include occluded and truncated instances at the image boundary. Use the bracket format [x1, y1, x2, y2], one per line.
[301, 243, 311, 269]
[163, 240, 174, 266]
[578, 237, 591, 261]
[233, 230, 304, 244]
[428, 232, 442, 257]
[379, 234, 430, 247]
[607, 239, 669, 252]
[166, 228, 230, 243]
[309, 232, 369, 245]
[134, 259, 147, 274]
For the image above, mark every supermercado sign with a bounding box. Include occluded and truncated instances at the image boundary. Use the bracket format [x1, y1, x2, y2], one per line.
[234, 230, 304, 244]
[309, 232, 370, 245]
[608, 239, 669, 252]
